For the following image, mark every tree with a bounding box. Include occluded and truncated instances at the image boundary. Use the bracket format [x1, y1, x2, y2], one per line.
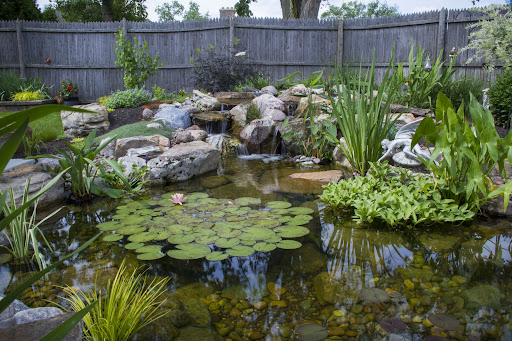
[156, 1, 208, 21]
[280, 0, 322, 19]
[50, 0, 147, 22]
[321, 0, 399, 20]
[0, 0, 42, 20]
[235, 0, 256, 17]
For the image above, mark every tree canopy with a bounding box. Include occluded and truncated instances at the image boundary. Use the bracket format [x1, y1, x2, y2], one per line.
[0, 0, 42, 21]
[321, 0, 399, 20]
[48, 0, 148, 22]
[156, 1, 209, 22]
[235, 0, 256, 17]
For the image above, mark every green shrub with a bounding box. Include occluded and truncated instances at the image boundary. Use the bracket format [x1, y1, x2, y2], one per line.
[488, 69, 512, 128]
[274, 71, 300, 90]
[412, 92, 512, 212]
[97, 95, 110, 106]
[151, 85, 176, 101]
[320, 162, 475, 227]
[105, 88, 152, 109]
[441, 76, 486, 116]
[11, 90, 46, 101]
[246, 103, 260, 123]
[0, 72, 51, 101]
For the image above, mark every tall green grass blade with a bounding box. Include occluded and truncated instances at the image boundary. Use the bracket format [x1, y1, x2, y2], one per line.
[0, 119, 27, 174]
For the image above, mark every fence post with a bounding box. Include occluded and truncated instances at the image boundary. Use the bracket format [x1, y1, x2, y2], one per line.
[437, 8, 447, 60]
[16, 19, 25, 79]
[229, 17, 234, 58]
[337, 20, 344, 70]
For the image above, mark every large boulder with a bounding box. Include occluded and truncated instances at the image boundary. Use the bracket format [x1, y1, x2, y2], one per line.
[262, 108, 286, 122]
[462, 284, 501, 310]
[147, 141, 220, 184]
[313, 271, 362, 306]
[295, 94, 327, 117]
[252, 94, 285, 114]
[214, 92, 256, 105]
[261, 86, 278, 96]
[230, 103, 250, 131]
[290, 84, 307, 96]
[172, 129, 208, 145]
[61, 103, 110, 138]
[115, 135, 170, 159]
[278, 90, 302, 105]
[240, 118, 274, 154]
[154, 106, 191, 130]
[192, 90, 220, 111]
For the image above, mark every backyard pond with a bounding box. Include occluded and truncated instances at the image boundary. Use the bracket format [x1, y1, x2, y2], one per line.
[1, 157, 512, 340]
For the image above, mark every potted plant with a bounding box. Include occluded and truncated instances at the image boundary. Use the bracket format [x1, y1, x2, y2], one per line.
[58, 78, 79, 105]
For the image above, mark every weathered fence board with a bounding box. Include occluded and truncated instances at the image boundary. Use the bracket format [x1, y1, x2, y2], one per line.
[0, 10, 502, 101]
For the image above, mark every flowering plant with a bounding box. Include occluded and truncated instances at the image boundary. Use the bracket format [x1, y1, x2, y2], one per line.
[60, 79, 78, 99]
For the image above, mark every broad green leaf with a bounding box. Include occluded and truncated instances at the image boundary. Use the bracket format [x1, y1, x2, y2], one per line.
[0, 119, 27, 174]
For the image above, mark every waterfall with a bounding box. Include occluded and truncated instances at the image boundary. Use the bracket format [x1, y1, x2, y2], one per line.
[235, 143, 249, 157]
[207, 135, 225, 150]
[286, 104, 297, 117]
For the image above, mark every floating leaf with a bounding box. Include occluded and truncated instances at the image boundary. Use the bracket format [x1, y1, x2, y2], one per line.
[275, 225, 310, 238]
[215, 237, 241, 248]
[167, 243, 212, 260]
[137, 252, 165, 260]
[277, 216, 293, 223]
[225, 216, 247, 222]
[226, 245, 255, 257]
[135, 245, 162, 253]
[253, 242, 276, 252]
[168, 234, 197, 244]
[359, 288, 390, 303]
[294, 323, 328, 341]
[103, 234, 123, 242]
[206, 251, 229, 261]
[288, 215, 313, 225]
[240, 239, 256, 246]
[195, 235, 218, 245]
[124, 242, 144, 250]
[128, 232, 158, 243]
[97, 221, 122, 231]
[427, 313, 460, 330]
[239, 227, 277, 241]
[117, 226, 146, 235]
[267, 201, 292, 209]
[276, 240, 302, 249]
[287, 207, 314, 215]
[234, 197, 262, 206]
[216, 229, 242, 238]
[380, 317, 407, 333]
[184, 192, 209, 200]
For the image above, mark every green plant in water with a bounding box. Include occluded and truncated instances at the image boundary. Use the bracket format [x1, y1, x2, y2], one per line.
[392, 42, 456, 109]
[60, 260, 169, 341]
[2, 180, 61, 270]
[412, 92, 512, 212]
[326, 51, 399, 175]
[320, 162, 475, 227]
[99, 161, 148, 195]
[114, 30, 164, 89]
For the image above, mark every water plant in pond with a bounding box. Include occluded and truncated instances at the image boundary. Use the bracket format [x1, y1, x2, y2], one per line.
[96, 192, 312, 260]
[60, 260, 169, 341]
[320, 162, 475, 227]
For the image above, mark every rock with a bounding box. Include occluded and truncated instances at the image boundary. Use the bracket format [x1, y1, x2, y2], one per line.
[61, 103, 110, 138]
[481, 195, 512, 217]
[240, 118, 274, 154]
[332, 141, 353, 171]
[252, 94, 285, 114]
[115, 135, 170, 159]
[278, 90, 302, 105]
[97, 137, 116, 159]
[313, 271, 362, 306]
[389, 104, 432, 117]
[126, 146, 166, 159]
[142, 108, 154, 120]
[261, 108, 286, 121]
[175, 326, 218, 341]
[261, 86, 278, 96]
[230, 103, 250, 130]
[36, 158, 61, 171]
[214, 92, 256, 105]
[181, 298, 211, 327]
[0, 311, 81, 341]
[0, 296, 29, 324]
[288, 170, 344, 183]
[0, 170, 65, 208]
[395, 267, 433, 283]
[154, 106, 191, 130]
[146, 141, 220, 184]
[462, 284, 501, 310]
[172, 130, 208, 145]
[181, 104, 201, 114]
[290, 84, 307, 95]
[295, 94, 326, 117]
[146, 122, 163, 129]
[192, 90, 220, 111]
[3, 159, 36, 174]
[12, 307, 63, 326]
[117, 156, 147, 170]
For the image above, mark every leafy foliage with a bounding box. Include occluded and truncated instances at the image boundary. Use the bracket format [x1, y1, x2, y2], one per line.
[191, 45, 263, 92]
[327, 51, 399, 175]
[488, 69, 512, 128]
[0, 0, 42, 20]
[100, 161, 148, 195]
[94, 121, 174, 144]
[320, 162, 475, 227]
[60, 79, 78, 99]
[321, 0, 399, 20]
[105, 88, 152, 109]
[274, 71, 301, 90]
[441, 75, 486, 116]
[246, 103, 260, 123]
[11, 90, 46, 101]
[391, 42, 456, 109]
[114, 30, 164, 89]
[51, 0, 148, 22]
[156, 0, 184, 21]
[0, 71, 51, 102]
[235, 0, 256, 17]
[412, 92, 512, 211]
[462, 5, 512, 70]
[61, 260, 169, 341]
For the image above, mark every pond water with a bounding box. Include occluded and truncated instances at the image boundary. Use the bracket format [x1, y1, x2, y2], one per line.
[1, 157, 512, 340]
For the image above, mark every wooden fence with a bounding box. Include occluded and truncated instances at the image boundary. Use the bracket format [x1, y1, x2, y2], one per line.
[0, 10, 498, 101]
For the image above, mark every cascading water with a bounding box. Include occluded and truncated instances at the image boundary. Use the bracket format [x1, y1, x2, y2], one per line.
[235, 143, 249, 157]
[286, 104, 297, 117]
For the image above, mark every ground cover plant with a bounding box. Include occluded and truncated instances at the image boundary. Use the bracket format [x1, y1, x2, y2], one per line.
[94, 121, 174, 144]
[105, 88, 152, 110]
[0, 71, 52, 102]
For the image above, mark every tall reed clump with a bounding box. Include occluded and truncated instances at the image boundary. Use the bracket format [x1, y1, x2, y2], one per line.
[2, 180, 61, 270]
[61, 261, 169, 341]
[326, 51, 400, 175]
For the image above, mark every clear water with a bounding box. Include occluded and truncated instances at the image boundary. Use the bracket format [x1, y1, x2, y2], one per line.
[1, 157, 512, 340]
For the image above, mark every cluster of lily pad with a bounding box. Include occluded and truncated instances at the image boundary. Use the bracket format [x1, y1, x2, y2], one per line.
[96, 192, 314, 261]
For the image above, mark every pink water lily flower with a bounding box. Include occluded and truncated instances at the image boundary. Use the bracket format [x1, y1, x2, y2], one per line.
[171, 193, 186, 205]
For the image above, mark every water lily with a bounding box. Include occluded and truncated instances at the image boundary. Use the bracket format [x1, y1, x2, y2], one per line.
[171, 193, 186, 205]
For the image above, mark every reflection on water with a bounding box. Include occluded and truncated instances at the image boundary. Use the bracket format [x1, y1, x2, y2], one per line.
[1, 157, 512, 340]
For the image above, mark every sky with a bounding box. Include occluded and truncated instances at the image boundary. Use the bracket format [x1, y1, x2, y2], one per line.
[35, 0, 507, 21]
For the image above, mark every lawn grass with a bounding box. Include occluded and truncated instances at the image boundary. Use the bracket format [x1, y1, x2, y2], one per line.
[0, 111, 64, 142]
[94, 121, 174, 144]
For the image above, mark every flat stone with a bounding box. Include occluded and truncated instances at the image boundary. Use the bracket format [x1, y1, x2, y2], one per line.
[61, 103, 110, 138]
[214, 92, 256, 105]
[288, 170, 344, 183]
[3, 159, 36, 174]
[126, 146, 166, 159]
[0, 171, 65, 208]
[115, 135, 170, 159]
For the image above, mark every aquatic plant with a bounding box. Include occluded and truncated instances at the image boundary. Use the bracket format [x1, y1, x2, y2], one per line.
[412, 92, 512, 211]
[2, 180, 61, 270]
[61, 260, 169, 341]
[320, 162, 475, 227]
[97, 193, 312, 260]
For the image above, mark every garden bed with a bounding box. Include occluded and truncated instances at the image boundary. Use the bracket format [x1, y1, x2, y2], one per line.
[0, 99, 57, 112]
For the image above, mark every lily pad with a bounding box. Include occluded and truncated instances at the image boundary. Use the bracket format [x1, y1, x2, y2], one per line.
[277, 216, 293, 223]
[117, 226, 146, 235]
[97, 221, 122, 231]
[216, 229, 242, 239]
[206, 251, 229, 261]
[359, 288, 390, 303]
[103, 234, 123, 242]
[137, 252, 165, 260]
[239, 227, 277, 241]
[234, 197, 262, 206]
[226, 245, 255, 257]
[167, 243, 212, 260]
[195, 235, 218, 245]
[266, 201, 292, 209]
[253, 242, 277, 252]
[128, 232, 158, 243]
[275, 225, 310, 238]
[380, 317, 407, 333]
[287, 207, 314, 215]
[168, 234, 197, 244]
[225, 216, 248, 222]
[124, 242, 144, 250]
[294, 323, 328, 341]
[184, 192, 209, 200]
[135, 245, 162, 254]
[215, 238, 241, 248]
[240, 239, 256, 246]
[288, 215, 313, 225]
[427, 313, 460, 330]
[276, 240, 302, 249]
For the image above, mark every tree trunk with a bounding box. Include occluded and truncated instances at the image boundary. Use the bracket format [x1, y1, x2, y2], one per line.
[280, 0, 322, 19]
[102, 0, 113, 21]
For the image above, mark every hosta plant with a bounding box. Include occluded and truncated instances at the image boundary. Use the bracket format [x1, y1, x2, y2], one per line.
[412, 92, 512, 211]
[320, 162, 475, 227]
